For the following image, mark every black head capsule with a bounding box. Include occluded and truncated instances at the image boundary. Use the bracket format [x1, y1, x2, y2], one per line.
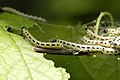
[104, 29, 108, 33]
[51, 39, 57, 42]
[21, 27, 26, 30]
[5, 26, 11, 31]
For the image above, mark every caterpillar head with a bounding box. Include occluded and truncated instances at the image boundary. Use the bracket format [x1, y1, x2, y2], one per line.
[50, 39, 57, 42]
[103, 28, 108, 33]
[5, 26, 11, 31]
[21, 26, 26, 30]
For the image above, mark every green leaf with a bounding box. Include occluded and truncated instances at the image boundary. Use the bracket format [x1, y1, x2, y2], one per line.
[0, 14, 70, 80]
[1, 8, 120, 80]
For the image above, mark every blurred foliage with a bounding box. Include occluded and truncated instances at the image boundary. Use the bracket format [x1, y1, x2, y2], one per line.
[0, 0, 120, 25]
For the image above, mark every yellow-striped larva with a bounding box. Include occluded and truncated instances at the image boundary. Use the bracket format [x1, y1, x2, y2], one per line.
[52, 39, 120, 54]
[104, 28, 120, 35]
[82, 36, 113, 48]
[86, 29, 115, 41]
[112, 37, 120, 48]
[21, 27, 63, 49]
[52, 39, 104, 52]
[1, 7, 46, 22]
[102, 47, 120, 54]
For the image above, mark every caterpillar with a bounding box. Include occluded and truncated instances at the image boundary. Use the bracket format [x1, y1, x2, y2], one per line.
[102, 47, 120, 54]
[52, 39, 103, 52]
[86, 29, 115, 41]
[52, 39, 120, 54]
[112, 37, 120, 48]
[1, 7, 46, 22]
[82, 35, 120, 49]
[104, 28, 120, 35]
[21, 27, 63, 49]
[82, 36, 113, 48]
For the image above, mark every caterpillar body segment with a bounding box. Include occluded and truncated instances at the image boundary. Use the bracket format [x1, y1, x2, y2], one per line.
[21, 27, 63, 49]
[86, 29, 115, 41]
[52, 39, 120, 54]
[102, 47, 120, 54]
[52, 39, 104, 52]
[82, 36, 113, 48]
[112, 37, 120, 48]
[104, 28, 116, 34]
[104, 28, 120, 35]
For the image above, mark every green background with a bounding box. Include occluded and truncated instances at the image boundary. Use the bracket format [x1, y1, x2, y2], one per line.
[0, 0, 120, 25]
[0, 1, 120, 80]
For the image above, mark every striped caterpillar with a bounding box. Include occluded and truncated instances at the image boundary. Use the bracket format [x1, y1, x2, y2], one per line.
[52, 39, 103, 52]
[52, 39, 120, 54]
[85, 28, 120, 48]
[1, 7, 46, 22]
[82, 36, 113, 48]
[112, 37, 120, 48]
[22, 26, 120, 54]
[86, 29, 115, 41]
[104, 28, 120, 35]
[21, 27, 63, 49]
[82, 36, 120, 48]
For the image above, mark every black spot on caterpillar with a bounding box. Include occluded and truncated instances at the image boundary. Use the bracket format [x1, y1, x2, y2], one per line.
[82, 36, 113, 48]
[102, 47, 120, 54]
[86, 29, 115, 41]
[52, 39, 103, 52]
[52, 39, 120, 54]
[21, 27, 63, 49]
[112, 37, 120, 48]
[104, 28, 120, 35]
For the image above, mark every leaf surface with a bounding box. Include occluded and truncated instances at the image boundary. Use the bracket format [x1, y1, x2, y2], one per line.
[0, 12, 70, 80]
